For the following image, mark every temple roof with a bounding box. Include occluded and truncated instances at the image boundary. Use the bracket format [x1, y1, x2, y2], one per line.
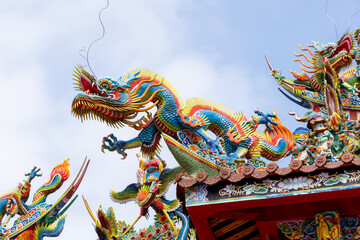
[177, 153, 359, 188]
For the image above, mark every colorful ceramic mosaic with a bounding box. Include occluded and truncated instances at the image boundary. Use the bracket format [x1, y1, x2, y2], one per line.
[0, 158, 89, 240]
[183, 168, 360, 206]
[278, 211, 360, 239]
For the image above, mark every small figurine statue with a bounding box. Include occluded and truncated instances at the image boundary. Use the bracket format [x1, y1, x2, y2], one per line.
[136, 153, 164, 184]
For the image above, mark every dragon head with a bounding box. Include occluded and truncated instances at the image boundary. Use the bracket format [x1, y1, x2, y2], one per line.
[312, 34, 353, 74]
[71, 67, 158, 128]
[270, 34, 355, 110]
[293, 33, 353, 88]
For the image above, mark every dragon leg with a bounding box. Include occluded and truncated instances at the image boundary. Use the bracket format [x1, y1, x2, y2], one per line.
[102, 134, 132, 159]
[223, 147, 249, 164]
[102, 123, 161, 159]
[234, 148, 249, 159]
[195, 128, 223, 152]
[30, 159, 70, 207]
[254, 109, 278, 130]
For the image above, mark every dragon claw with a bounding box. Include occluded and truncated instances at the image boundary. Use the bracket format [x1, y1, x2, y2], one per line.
[255, 109, 278, 130]
[25, 166, 42, 181]
[101, 134, 127, 158]
[101, 145, 105, 153]
[118, 150, 127, 160]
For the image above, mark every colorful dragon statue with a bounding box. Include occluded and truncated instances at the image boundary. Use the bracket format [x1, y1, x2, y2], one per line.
[71, 66, 294, 173]
[267, 27, 360, 164]
[83, 154, 194, 240]
[85, 205, 194, 240]
[0, 158, 89, 240]
[0, 167, 42, 229]
[266, 31, 359, 115]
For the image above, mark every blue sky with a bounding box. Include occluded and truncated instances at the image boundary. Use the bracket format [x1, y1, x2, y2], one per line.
[0, 0, 359, 239]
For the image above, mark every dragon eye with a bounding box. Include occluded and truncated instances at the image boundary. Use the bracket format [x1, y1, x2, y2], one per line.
[99, 79, 113, 90]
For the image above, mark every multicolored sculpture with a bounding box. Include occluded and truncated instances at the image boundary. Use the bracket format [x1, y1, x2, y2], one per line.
[0, 158, 89, 240]
[71, 67, 294, 174]
[71, 19, 360, 239]
[266, 32, 356, 111]
[267, 27, 360, 164]
[276, 211, 360, 239]
[83, 153, 194, 240]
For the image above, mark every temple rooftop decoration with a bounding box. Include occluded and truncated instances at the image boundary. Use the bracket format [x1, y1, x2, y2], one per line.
[72, 26, 360, 240]
[177, 154, 360, 239]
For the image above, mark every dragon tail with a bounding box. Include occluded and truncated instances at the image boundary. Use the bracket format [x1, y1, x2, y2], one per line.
[15, 215, 66, 240]
[34, 215, 66, 239]
[174, 209, 193, 240]
[259, 117, 295, 161]
[31, 159, 70, 205]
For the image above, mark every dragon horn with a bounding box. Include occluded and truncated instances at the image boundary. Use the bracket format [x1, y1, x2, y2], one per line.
[264, 55, 274, 71]
[288, 111, 309, 122]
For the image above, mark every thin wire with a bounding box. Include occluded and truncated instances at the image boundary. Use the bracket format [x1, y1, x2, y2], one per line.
[78, 46, 88, 66]
[82, 0, 109, 78]
[325, 0, 338, 40]
[349, 5, 360, 29]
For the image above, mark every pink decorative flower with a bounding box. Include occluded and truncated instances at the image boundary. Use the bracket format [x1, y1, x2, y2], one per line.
[277, 176, 314, 190]
[154, 228, 161, 235]
[129, 236, 136, 240]
[162, 223, 170, 231]
[166, 230, 174, 238]
[138, 230, 146, 238]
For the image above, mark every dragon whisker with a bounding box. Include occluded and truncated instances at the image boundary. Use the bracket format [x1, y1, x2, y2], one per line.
[294, 51, 313, 63]
[299, 65, 315, 73]
[300, 44, 314, 58]
[294, 59, 314, 69]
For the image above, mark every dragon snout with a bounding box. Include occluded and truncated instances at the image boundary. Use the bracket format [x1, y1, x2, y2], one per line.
[80, 74, 98, 94]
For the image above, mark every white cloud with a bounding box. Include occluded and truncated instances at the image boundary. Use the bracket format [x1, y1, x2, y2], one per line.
[0, 0, 357, 239]
[0, 1, 274, 238]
